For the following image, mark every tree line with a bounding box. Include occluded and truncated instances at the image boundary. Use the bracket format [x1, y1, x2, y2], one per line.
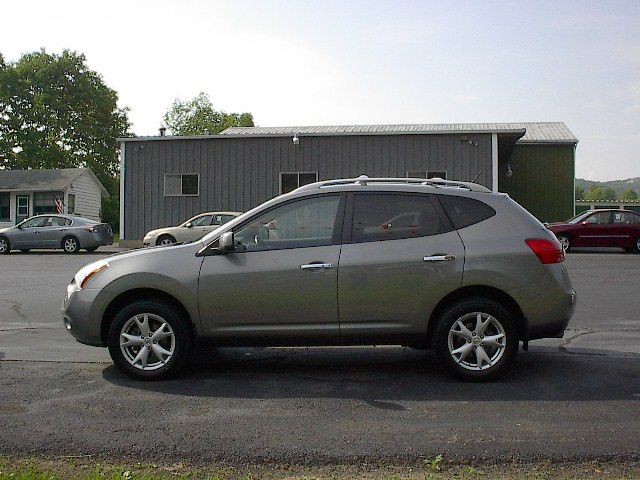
[0, 49, 254, 232]
[575, 184, 638, 202]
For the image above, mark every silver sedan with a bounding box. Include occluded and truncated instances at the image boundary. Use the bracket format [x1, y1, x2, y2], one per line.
[0, 214, 114, 254]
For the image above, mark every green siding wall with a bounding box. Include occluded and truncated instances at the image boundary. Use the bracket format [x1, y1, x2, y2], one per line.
[500, 144, 575, 223]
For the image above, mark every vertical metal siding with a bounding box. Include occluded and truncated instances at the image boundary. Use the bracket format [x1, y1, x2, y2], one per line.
[124, 133, 494, 240]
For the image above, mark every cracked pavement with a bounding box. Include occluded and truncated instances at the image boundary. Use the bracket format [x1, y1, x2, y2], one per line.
[0, 250, 639, 463]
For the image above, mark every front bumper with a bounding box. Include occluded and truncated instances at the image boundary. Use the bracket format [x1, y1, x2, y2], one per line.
[62, 287, 104, 346]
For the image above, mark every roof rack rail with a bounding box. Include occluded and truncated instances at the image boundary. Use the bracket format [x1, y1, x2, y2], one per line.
[294, 175, 491, 193]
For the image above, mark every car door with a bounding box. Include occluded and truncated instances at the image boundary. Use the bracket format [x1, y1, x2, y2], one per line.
[13, 217, 48, 248]
[575, 211, 613, 247]
[338, 192, 464, 339]
[198, 194, 344, 342]
[612, 211, 640, 248]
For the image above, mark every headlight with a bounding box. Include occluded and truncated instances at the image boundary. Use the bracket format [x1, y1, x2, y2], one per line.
[146, 231, 158, 238]
[73, 259, 110, 289]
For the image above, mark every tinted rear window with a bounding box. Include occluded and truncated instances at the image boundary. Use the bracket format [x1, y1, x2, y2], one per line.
[351, 193, 452, 242]
[437, 195, 496, 229]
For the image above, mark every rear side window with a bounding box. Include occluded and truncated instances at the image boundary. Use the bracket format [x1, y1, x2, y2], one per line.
[437, 195, 496, 229]
[351, 193, 452, 242]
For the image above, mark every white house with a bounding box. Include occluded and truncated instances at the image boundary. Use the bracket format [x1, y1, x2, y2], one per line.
[0, 168, 109, 227]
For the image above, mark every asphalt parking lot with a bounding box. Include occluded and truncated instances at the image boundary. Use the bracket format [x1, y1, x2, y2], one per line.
[0, 250, 639, 463]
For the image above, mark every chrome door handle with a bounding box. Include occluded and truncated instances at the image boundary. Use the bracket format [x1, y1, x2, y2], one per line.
[300, 263, 333, 270]
[423, 255, 456, 262]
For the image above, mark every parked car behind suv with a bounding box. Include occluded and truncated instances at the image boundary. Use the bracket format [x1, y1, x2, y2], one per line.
[142, 211, 242, 246]
[0, 214, 113, 254]
[63, 177, 576, 381]
[547, 209, 640, 253]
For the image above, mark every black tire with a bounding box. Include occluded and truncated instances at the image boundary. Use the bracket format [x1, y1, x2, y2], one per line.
[107, 299, 193, 380]
[434, 297, 519, 382]
[20, 249, 30, 254]
[0, 236, 10, 254]
[557, 235, 570, 253]
[634, 237, 640, 254]
[61, 236, 80, 254]
[85, 247, 98, 253]
[156, 234, 176, 246]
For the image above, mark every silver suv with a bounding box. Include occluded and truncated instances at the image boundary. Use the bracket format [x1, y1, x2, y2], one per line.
[62, 177, 576, 381]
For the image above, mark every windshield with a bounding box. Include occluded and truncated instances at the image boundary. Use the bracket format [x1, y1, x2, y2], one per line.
[566, 212, 591, 224]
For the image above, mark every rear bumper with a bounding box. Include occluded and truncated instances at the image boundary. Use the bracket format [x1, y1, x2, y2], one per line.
[510, 272, 576, 341]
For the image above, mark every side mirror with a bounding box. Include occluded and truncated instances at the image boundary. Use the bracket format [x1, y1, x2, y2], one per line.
[219, 231, 235, 252]
[185, 222, 193, 228]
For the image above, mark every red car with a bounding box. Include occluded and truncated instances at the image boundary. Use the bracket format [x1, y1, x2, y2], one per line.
[547, 209, 640, 253]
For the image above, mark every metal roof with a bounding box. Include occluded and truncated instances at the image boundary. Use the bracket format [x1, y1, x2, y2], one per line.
[220, 122, 577, 144]
[0, 167, 109, 197]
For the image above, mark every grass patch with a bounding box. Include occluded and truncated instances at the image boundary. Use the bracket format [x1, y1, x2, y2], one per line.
[0, 455, 638, 480]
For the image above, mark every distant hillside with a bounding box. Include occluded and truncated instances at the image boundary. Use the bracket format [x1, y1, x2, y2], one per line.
[576, 177, 640, 197]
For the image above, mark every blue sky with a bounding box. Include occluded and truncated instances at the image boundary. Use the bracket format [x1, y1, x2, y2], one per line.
[2, 0, 639, 180]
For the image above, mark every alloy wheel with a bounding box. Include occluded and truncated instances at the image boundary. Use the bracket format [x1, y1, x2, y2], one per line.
[159, 237, 175, 246]
[0, 238, 8, 253]
[64, 238, 78, 253]
[558, 236, 570, 252]
[447, 312, 507, 371]
[119, 313, 175, 370]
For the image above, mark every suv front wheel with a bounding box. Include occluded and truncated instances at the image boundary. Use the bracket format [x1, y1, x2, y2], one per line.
[107, 299, 193, 380]
[434, 298, 518, 381]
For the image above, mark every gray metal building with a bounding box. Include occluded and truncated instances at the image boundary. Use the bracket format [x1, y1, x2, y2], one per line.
[118, 122, 577, 243]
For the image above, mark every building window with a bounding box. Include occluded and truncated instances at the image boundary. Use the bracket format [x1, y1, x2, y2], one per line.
[280, 172, 318, 194]
[0, 193, 9, 222]
[164, 174, 199, 196]
[407, 171, 427, 178]
[67, 194, 76, 214]
[33, 191, 64, 215]
[427, 171, 447, 179]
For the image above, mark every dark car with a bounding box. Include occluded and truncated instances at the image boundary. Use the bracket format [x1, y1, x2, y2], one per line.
[547, 209, 640, 252]
[0, 214, 114, 254]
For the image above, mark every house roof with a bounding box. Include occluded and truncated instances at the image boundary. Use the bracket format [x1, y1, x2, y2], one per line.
[0, 168, 109, 198]
[220, 122, 577, 144]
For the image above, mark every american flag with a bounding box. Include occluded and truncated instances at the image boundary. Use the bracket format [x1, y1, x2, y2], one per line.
[55, 198, 64, 214]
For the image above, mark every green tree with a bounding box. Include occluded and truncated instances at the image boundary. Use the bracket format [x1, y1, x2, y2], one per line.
[604, 188, 618, 200]
[0, 50, 130, 194]
[575, 185, 585, 201]
[584, 185, 617, 201]
[163, 92, 254, 136]
[622, 188, 638, 201]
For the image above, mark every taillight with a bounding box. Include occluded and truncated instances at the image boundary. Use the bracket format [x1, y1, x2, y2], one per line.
[526, 238, 564, 264]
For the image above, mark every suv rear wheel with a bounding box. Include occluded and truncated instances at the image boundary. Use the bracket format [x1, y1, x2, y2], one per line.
[434, 298, 518, 381]
[107, 299, 193, 380]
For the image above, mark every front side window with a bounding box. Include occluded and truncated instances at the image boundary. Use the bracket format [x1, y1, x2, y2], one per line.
[164, 174, 199, 196]
[585, 211, 611, 224]
[234, 195, 340, 252]
[0, 193, 9, 222]
[190, 215, 213, 227]
[351, 193, 450, 242]
[20, 217, 47, 228]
